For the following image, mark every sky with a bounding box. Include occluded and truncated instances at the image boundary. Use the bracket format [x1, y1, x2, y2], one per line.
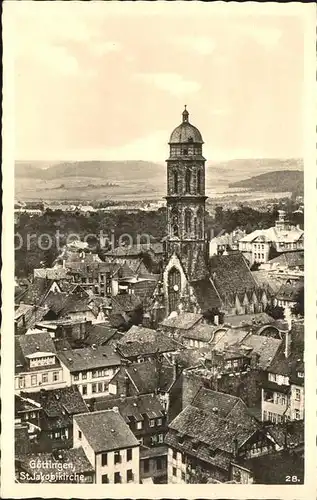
[9, 2, 307, 162]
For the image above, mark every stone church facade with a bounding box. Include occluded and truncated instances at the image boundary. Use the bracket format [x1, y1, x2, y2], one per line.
[148, 108, 272, 325]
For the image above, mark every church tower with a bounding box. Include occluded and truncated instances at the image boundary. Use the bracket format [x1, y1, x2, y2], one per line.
[165, 106, 207, 259]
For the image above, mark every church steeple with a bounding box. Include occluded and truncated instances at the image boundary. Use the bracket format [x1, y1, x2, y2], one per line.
[165, 108, 208, 259]
[182, 105, 189, 123]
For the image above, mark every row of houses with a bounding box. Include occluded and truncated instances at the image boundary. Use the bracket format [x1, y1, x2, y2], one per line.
[15, 311, 304, 484]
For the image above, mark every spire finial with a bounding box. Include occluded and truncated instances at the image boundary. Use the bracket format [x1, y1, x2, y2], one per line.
[182, 105, 189, 123]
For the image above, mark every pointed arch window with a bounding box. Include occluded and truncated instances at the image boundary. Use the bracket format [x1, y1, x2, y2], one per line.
[171, 208, 179, 237]
[197, 169, 202, 194]
[168, 267, 181, 313]
[185, 169, 191, 193]
[197, 207, 204, 239]
[185, 210, 192, 235]
[173, 171, 178, 194]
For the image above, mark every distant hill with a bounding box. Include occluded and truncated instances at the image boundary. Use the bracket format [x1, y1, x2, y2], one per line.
[229, 170, 303, 193]
[15, 160, 165, 181]
[14, 157, 304, 201]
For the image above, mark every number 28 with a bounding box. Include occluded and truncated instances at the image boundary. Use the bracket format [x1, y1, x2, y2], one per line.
[286, 475, 300, 483]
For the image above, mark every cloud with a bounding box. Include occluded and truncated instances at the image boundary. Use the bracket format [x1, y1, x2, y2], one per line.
[174, 35, 216, 55]
[43, 130, 168, 161]
[34, 45, 80, 76]
[92, 41, 122, 57]
[240, 25, 282, 48]
[134, 72, 201, 96]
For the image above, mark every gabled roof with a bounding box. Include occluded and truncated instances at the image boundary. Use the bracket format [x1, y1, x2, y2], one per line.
[191, 278, 222, 313]
[252, 271, 284, 294]
[125, 361, 175, 393]
[209, 327, 250, 351]
[16, 332, 56, 361]
[265, 321, 304, 380]
[191, 387, 247, 419]
[209, 253, 259, 298]
[17, 278, 59, 306]
[117, 328, 182, 358]
[182, 323, 219, 342]
[268, 251, 304, 268]
[276, 280, 303, 301]
[239, 335, 282, 370]
[44, 291, 93, 317]
[111, 294, 142, 314]
[94, 394, 166, 422]
[57, 346, 121, 372]
[223, 312, 274, 328]
[21, 386, 88, 430]
[160, 312, 203, 331]
[84, 323, 118, 347]
[74, 410, 139, 453]
[167, 404, 257, 457]
[34, 268, 69, 280]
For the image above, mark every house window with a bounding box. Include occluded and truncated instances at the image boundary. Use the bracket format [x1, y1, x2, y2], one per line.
[92, 384, 97, 393]
[295, 389, 301, 401]
[233, 359, 238, 368]
[172, 450, 177, 460]
[74, 374, 79, 381]
[82, 372, 87, 380]
[158, 434, 164, 443]
[31, 375, 37, 386]
[98, 382, 103, 392]
[298, 372, 304, 378]
[18, 377, 25, 388]
[185, 168, 191, 193]
[98, 369, 103, 377]
[143, 459, 150, 473]
[101, 453, 108, 466]
[281, 395, 286, 405]
[101, 474, 109, 484]
[127, 469, 133, 482]
[114, 472, 121, 484]
[82, 385, 87, 396]
[114, 451, 121, 464]
[149, 419, 155, 427]
[295, 409, 301, 420]
[127, 448, 132, 461]
[181, 471, 186, 481]
[78, 430, 82, 439]
[156, 418, 162, 426]
[151, 435, 158, 445]
[42, 373, 48, 383]
[92, 370, 97, 378]
[268, 373, 277, 382]
[136, 421, 143, 430]
[173, 171, 178, 194]
[53, 372, 59, 382]
[173, 467, 177, 476]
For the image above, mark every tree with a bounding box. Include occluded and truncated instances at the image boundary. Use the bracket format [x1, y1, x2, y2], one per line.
[265, 304, 285, 320]
[291, 286, 304, 316]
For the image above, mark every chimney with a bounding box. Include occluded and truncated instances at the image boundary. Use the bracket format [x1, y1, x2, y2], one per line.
[173, 358, 179, 383]
[233, 438, 239, 459]
[284, 306, 292, 359]
[124, 374, 130, 397]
